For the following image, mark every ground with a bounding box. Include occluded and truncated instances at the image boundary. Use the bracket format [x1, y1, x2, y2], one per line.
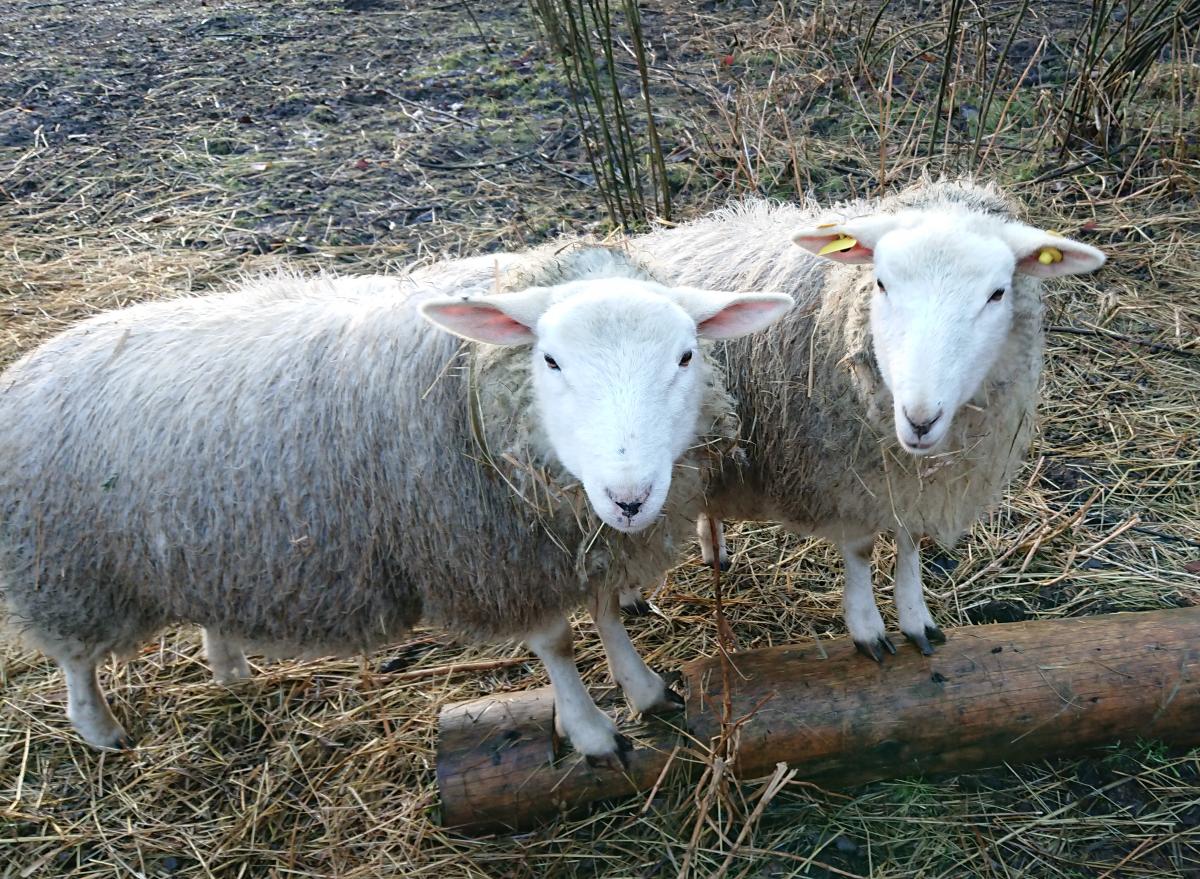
[1, 0, 1199, 876]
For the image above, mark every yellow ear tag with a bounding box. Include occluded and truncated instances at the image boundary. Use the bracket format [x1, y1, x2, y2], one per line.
[819, 235, 858, 255]
[816, 222, 838, 229]
[1037, 246, 1063, 265]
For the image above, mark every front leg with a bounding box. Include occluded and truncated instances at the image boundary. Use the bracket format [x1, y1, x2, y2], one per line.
[894, 529, 946, 655]
[591, 589, 683, 716]
[524, 614, 629, 769]
[837, 533, 895, 663]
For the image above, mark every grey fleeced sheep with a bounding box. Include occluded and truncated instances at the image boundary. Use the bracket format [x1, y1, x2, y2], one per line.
[411, 179, 1106, 657]
[0, 246, 790, 762]
[631, 178, 1105, 656]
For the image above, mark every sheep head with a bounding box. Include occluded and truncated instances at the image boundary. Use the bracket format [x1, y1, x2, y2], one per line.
[421, 278, 791, 532]
[793, 211, 1105, 456]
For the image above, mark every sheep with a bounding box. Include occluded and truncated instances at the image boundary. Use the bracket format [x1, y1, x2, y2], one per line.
[629, 178, 1106, 658]
[0, 245, 791, 763]
[410, 179, 1106, 659]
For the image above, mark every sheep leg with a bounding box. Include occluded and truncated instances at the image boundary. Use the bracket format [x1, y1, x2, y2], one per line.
[618, 584, 652, 617]
[590, 589, 683, 716]
[525, 615, 630, 769]
[838, 533, 895, 663]
[894, 529, 946, 655]
[202, 628, 251, 683]
[697, 513, 730, 571]
[60, 655, 132, 750]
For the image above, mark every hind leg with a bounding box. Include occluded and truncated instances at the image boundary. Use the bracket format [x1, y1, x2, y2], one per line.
[59, 653, 132, 750]
[697, 513, 729, 571]
[202, 628, 251, 683]
[617, 584, 651, 616]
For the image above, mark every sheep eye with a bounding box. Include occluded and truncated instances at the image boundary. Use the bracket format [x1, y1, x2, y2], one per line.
[679, 350, 693, 367]
[876, 279, 886, 294]
[989, 288, 1005, 303]
[543, 353, 560, 371]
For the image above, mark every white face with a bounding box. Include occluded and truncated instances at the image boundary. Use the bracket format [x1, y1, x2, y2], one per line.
[533, 284, 705, 532]
[421, 274, 792, 533]
[870, 224, 1016, 454]
[793, 208, 1106, 457]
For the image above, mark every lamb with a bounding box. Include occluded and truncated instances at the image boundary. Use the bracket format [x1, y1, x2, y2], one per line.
[410, 179, 1106, 658]
[630, 178, 1106, 657]
[0, 246, 791, 763]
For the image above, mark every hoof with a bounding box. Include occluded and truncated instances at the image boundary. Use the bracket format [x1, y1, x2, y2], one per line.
[904, 630, 936, 656]
[904, 625, 946, 656]
[854, 635, 897, 664]
[91, 731, 135, 751]
[113, 733, 136, 750]
[642, 685, 685, 717]
[212, 666, 251, 685]
[621, 598, 654, 618]
[584, 733, 631, 771]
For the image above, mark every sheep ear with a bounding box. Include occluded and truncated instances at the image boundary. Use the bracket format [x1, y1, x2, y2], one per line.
[419, 287, 553, 345]
[791, 214, 906, 264]
[1001, 223, 1107, 278]
[671, 288, 793, 340]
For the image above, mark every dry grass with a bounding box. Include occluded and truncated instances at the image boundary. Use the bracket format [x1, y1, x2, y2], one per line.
[2, 0, 1199, 876]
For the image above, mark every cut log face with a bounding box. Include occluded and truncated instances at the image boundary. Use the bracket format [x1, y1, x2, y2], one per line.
[436, 608, 1200, 833]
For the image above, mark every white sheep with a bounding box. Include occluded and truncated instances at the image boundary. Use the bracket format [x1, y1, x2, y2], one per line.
[411, 179, 1106, 657]
[0, 246, 790, 762]
[632, 178, 1106, 656]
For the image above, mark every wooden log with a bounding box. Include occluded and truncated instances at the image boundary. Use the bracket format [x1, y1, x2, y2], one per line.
[436, 607, 1200, 832]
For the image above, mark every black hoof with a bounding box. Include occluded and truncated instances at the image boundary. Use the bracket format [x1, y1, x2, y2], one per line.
[621, 598, 653, 617]
[718, 558, 732, 572]
[113, 734, 136, 750]
[854, 635, 897, 664]
[904, 630, 936, 656]
[905, 625, 946, 655]
[585, 733, 632, 771]
[645, 686, 686, 715]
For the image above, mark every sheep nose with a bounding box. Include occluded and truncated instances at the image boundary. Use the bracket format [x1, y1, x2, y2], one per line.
[607, 485, 652, 519]
[616, 499, 643, 517]
[904, 407, 944, 438]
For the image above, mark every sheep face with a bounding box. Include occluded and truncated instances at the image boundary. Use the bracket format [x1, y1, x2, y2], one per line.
[869, 222, 1018, 454]
[793, 212, 1105, 456]
[422, 278, 791, 532]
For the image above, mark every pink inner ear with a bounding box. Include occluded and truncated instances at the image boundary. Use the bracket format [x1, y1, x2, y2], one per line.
[698, 300, 777, 339]
[427, 302, 533, 344]
[823, 242, 873, 262]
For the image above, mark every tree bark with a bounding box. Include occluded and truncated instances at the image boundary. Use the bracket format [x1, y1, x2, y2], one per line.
[437, 607, 1200, 832]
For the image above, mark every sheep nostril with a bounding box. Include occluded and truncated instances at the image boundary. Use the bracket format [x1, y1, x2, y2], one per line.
[904, 408, 944, 439]
[616, 499, 643, 517]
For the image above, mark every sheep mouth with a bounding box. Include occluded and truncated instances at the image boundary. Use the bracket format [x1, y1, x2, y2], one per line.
[898, 432, 947, 456]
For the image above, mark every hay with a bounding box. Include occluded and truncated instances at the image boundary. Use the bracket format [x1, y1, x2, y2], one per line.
[2, 0, 1199, 876]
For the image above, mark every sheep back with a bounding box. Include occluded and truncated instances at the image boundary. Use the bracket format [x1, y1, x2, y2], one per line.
[0, 251, 739, 659]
